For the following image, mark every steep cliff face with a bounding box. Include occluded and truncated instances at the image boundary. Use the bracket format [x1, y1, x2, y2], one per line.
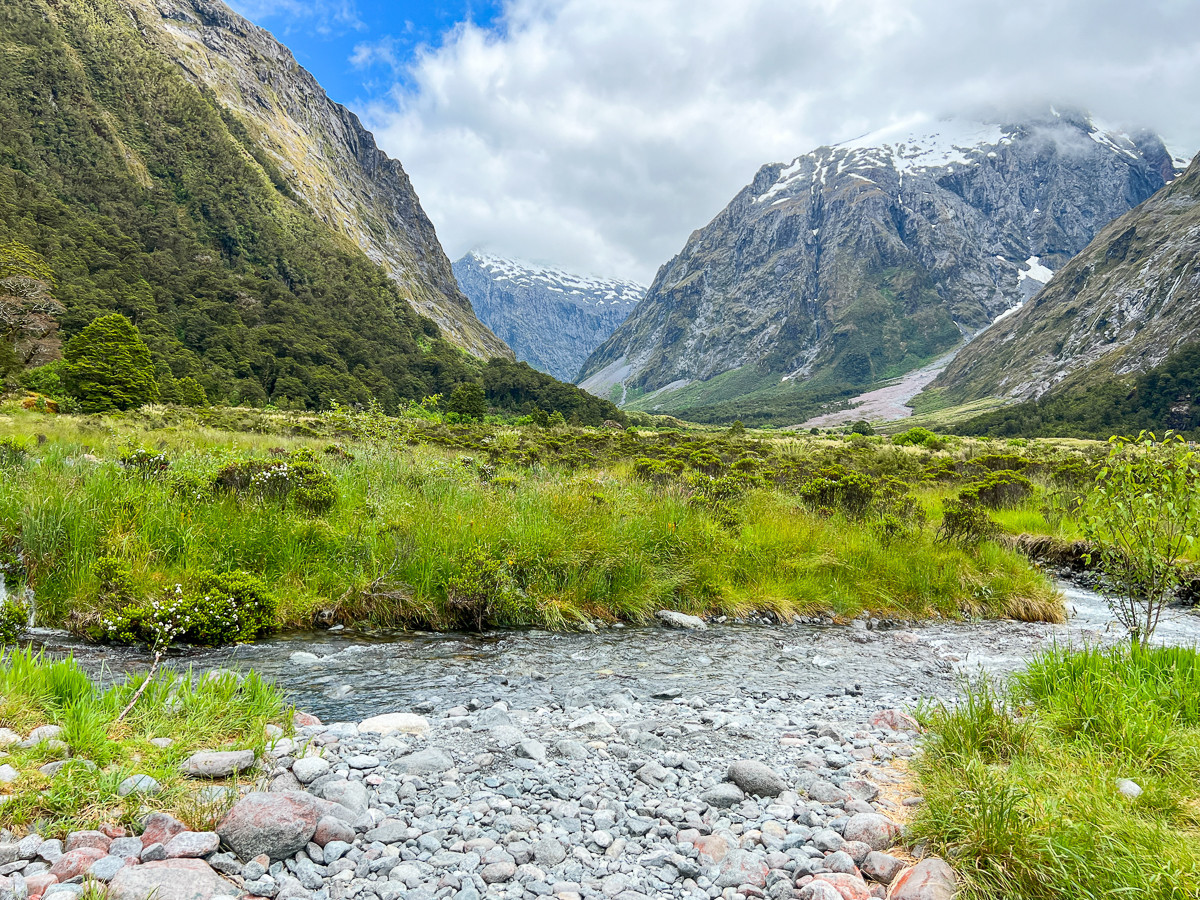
[933, 151, 1200, 403]
[453, 252, 643, 381]
[579, 112, 1174, 414]
[126, 0, 510, 359]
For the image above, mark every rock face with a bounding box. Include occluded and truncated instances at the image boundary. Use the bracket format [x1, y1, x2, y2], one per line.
[125, 0, 509, 359]
[932, 151, 1200, 403]
[579, 110, 1175, 417]
[454, 252, 643, 381]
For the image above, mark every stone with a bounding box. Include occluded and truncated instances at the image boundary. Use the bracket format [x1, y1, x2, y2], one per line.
[164, 832, 220, 858]
[861, 852, 906, 884]
[117, 774, 160, 797]
[26, 725, 63, 743]
[700, 782, 745, 808]
[870, 709, 919, 732]
[0, 729, 18, 747]
[1116, 778, 1143, 799]
[314, 816, 356, 847]
[109, 838, 143, 859]
[514, 739, 547, 761]
[140, 843, 167, 862]
[554, 739, 589, 759]
[290, 756, 330, 784]
[358, 713, 431, 737]
[489, 725, 524, 748]
[726, 760, 787, 797]
[481, 861, 517, 883]
[65, 831, 110, 853]
[887, 859, 956, 900]
[798, 881, 846, 900]
[844, 780, 881, 802]
[180, 750, 256, 778]
[0, 765, 18, 784]
[26, 872, 58, 897]
[88, 855, 126, 882]
[141, 812, 188, 847]
[654, 610, 707, 630]
[810, 873, 872, 900]
[217, 792, 323, 860]
[807, 780, 851, 804]
[843, 814, 899, 851]
[317, 779, 369, 816]
[49, 849, 106, 881]
[692, 834, 730, 864]
[714, 849, 769, 888]
[532, 839, 566, 868]
[392, 748, 454, 775]
[108, 859, 236, 900]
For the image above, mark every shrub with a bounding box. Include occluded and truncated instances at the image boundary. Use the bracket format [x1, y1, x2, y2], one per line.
[893, 426, 939, 447]
[17, 360, 66, 397]
[444, 547, 515, 631]
[445, 382, 487, 421]
[797, 465, 877, 518]
[0, 599, 26, 644]
[211, 451, 337, 514]
[61, 314, 159, 412]
[937, 498, 999, 547]
[119, 447, 170, 475]
[960, 472, 1034, 509]
[289, 452, 338, 515]
[0, 436, 29, 467]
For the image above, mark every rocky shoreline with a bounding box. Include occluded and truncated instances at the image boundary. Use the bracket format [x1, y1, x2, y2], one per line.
[0, 680, 954, 900]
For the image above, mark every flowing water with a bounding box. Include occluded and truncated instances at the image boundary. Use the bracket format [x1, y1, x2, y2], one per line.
[26, 583, 1200, 722]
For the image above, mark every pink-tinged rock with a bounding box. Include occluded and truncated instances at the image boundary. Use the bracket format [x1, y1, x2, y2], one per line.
[293, 711, 322, 728]
[714, 849, 769, 888]
[100, 824, 128, 839]
[798, 882, 845, 900]
[843, 814, 900, 851]
[164, 831, 220, 858]
[25, 872, 57, 897]
[871, 709, 919, 732]
[65, 831, 111, 853]
[141, 812, 188, 846]
[886, 858, 956, 900]
[217, 791, 323, 860]
[862, 852, 907, 884]
[313, 815, 356, 847]
[108, 859, 236, 900]
[812, 873, 872, 900]
[693, 833, 730, 864]
[50, 848, 107, 881]
[843, 840, 874, 864]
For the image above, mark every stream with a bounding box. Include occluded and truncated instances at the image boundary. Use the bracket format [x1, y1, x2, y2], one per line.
[25, 583, 1200, 723]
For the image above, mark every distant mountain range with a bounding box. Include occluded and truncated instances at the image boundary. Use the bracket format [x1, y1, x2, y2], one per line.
[454, 252, 643, 382]
[579, 110, 1178, 424]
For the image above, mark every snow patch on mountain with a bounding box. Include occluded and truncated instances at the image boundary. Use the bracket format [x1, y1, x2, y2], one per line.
[470, 252, 644, 307]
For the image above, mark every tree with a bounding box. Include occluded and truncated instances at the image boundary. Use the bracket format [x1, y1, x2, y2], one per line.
[61, 314, 159, 412]
[1080, 432, 1200, 647]
[446, 382, 487, 420]
[0, 240, 63, 371]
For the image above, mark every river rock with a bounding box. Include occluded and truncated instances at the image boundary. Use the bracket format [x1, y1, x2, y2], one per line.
[0, 729, 19, 747]
[291, 756, 330, 784]
[532, 838, 567, 868]
[50, 848, 107, 881]
[141, 813, 188, 846]
[117, 774, 160, 797]
[88, 855, 126, 882]
[861, 851, 907, 884]
[65, 831, 110, 853]
[843, 813, 899, 851]
[514, 739, 547, 761]
[811, 872, 872, 900]
[393, 748, 454, 774]
[358, 713, 431, 737]
[318, 779, 370, 816]
[1116, 778, 1143, 799]
[481, 860, 516, 883]
[180, 750, 256, 778]
[807, 779, 851, 804]
[164, 832, 220, 858]
[0, 765, 18, 784]
[700, 783, 745, 809]
[108, 859, 234, 900]
[693, 833, 730, 864]
[655, 610, 707, 630]
[888, 858, 956, 900]
[798, 881, 845, 900]
[726, 760, 787, 797]
[870, 709, 919, 732]
[217, 792, 323, 860]
[714, 849, 769, 888]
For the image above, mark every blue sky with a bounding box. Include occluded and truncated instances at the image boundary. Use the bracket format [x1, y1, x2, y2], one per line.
[226, 0, 502, 107]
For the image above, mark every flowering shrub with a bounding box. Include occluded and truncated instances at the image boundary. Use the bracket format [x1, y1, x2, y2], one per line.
[119, 446, 170, 475]
[211, 450, 337, 514]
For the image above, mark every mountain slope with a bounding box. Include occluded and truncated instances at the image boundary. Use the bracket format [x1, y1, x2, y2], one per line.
[579, 111, 1175, 420]
[932, 151, 1200, 404]
[125, 0, 508, 360]
[453, 252, 643, 381]
[0, 0, 477, 407]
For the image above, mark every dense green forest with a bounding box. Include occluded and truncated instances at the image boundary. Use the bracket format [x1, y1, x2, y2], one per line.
[953, 342, 1200, 440]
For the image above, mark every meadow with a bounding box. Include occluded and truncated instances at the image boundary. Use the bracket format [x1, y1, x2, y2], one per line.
[0, 404, 1079, 645]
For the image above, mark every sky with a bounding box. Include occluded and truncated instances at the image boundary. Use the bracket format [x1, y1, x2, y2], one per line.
[227, 0, 1200, 284]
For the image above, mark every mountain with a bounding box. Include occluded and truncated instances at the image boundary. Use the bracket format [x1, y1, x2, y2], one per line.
[578, 110, 1176, 422]
[931, 151, 1200, 406]
[125, 0, 508, 360]
[0, 0, 498, 410]
[453, 252, 643, 381]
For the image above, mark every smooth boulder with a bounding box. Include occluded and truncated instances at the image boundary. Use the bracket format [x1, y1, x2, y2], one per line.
[726, 759, 787, 797]
[180, 750, 256, 778]
[108, 859, 234, 900]
[888, 858, 956, 900]
[655, 610, 707, 630]
[357, 713, 430, 737]
[217, 792, 323, 860]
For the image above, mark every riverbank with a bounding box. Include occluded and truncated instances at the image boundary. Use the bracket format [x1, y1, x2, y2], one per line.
[0, 405, 1074, 641]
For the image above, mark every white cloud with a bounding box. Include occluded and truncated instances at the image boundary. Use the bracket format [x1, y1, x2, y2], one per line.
[363, 0, 1200, 282]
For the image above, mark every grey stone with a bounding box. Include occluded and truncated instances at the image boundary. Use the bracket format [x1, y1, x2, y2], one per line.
[654, 610, 707, 630]
[180, 750, 256, 778]
[1117, 778, 1143, 799]
[291, 757, 330, 784]
[392, 748, 454, 775]
[726, 760, 787, 797]
[117, 774, 161, 796]
[89, 855, 127, 882]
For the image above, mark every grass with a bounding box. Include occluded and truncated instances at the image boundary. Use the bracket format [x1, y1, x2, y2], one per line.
[910, 645, 1200, 900]
[0, 404, 1068, 634]
[0, 647, 286, 835]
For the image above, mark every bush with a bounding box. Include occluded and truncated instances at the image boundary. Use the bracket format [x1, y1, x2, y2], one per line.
[445, 382, 487, 421]
[937, 498, 999, 547]
[797, 465, 877, 518]
[119, 447, 170, 475]
[960, 472, 1034, 509]
[893, 426, 940, 448]
[61, 314, 159, 412]
[0, 436, 29, 467]
[211, 451, 337, 514]
[0, 599, 26, 644]
[444, 547, 515, 631]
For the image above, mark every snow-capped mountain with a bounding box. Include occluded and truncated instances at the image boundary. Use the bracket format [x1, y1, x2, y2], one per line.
[453, 252, 644, 381]
[579, 109, 1177, 418]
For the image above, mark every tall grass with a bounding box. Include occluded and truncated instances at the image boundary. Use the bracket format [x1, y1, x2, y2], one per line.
[0, 408, 1062, 631]
[911, 646, 1200, 900]
[0, 648, 284, 834]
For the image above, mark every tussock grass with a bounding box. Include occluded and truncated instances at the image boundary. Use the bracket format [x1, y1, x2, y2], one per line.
[911, 646, 1200, 900]
[0, 648, 285, 834]
[0, 406, 1062, 631]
